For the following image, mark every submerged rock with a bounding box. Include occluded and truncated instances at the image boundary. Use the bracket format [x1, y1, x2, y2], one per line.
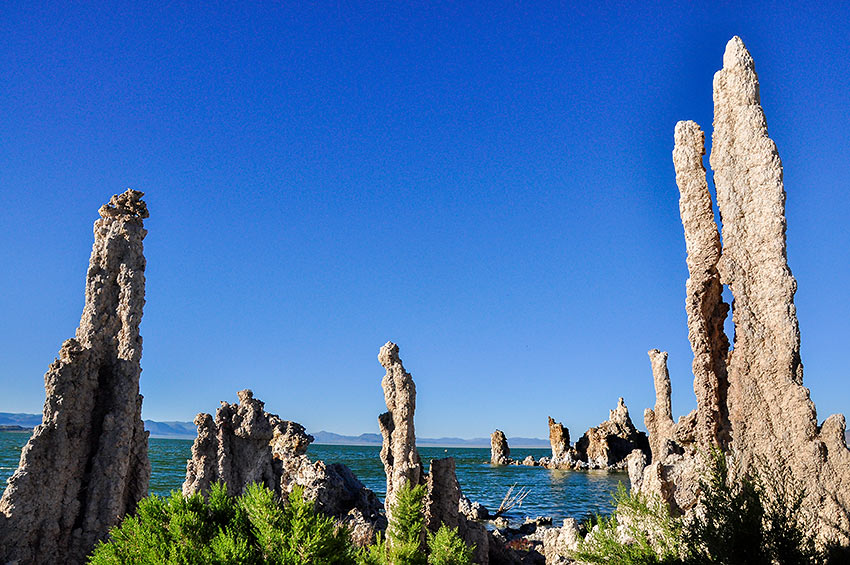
[0, 190, 151, 565]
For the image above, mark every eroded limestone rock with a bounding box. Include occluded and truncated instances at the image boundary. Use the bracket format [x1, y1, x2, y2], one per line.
[548, 417, 570, 463]
[183, 390, 384, 544]
[644, 349, 675, 461]
[575, 398, 650, 469]
[377, 341, 425, 521]
[641, 37, 850, 545]
[490, 429, 511, 466]
[0, 190, 151, 565]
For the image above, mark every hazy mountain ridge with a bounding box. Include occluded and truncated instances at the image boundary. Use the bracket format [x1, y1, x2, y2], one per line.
[6, 412, 845, 447]
[0, 413, 550, 446]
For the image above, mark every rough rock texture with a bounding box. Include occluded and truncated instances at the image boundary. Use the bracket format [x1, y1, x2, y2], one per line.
[548, 417, 570, 463]
[0, 190, 151, 565]
[183, 390, 384, 544]
[183, 390, 301, 497]
[676, 120, 731, 449]
[575, 398, 650, 469]
[376, 344, 491, 561]
[644, 350, 675, 462]
[639, 36, 850, 546]
[425, 458, 461, 532]
[490, 430, 511, 466]
[377, 341, 425, 521]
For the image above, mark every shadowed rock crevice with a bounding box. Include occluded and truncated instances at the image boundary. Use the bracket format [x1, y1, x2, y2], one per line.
[636, 37, 850, 546]
[0, 190, 151, 565]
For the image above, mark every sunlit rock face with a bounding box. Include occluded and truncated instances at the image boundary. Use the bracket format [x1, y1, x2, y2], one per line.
[548, 417, 570, 463]
[574, 398, 650, 469]
[637, 37, 850, 546]
[378, 341, 425, 519]
[490, 429, 511, 466]
[183, 389, 385, 545]
[0, 190, 151, 565]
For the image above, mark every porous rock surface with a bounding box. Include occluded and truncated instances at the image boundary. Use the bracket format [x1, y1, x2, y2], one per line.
[0, 190, 151, 565]
[548, 417, 570, 463]
[490, 429, 511, 466]
[377, 342, 493, 562]
[183, 390, 384, 544]
[636, 36, 850, 546]
[377, 341, 425, 519]
[183, 389, 310, 496]
[574, 398, 650, 469]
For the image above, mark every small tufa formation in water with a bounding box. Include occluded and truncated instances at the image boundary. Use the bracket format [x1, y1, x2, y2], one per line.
[547, 417, 570, 464]
[183, 389, 385, 546]
[0, 190, 151, 565]
[574, 398, 650, 469]
[489, 429, 511, 466]
[634, 36, 850, 546]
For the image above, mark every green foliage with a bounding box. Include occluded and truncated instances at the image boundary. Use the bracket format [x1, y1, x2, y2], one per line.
[359, 482, 473, 565]
[572, 482, 683, 565]
[89, 482, 357, 565]
[570, 451, 835, 565]
[426, 525, 473, 565]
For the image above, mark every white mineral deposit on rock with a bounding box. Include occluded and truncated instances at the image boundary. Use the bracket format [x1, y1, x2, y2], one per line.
[639, 36, 850, 546]
[490, 429, 511, 466]
[0, 190, 151, 565]
[377, 341, 425, 521]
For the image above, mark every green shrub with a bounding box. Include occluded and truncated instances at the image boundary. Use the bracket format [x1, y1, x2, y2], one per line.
[361, 482, 473, 565]
[570, 451, 835, 565]
[571, 482, 683, 565]
[427, 525, 473, 565]
[89, 482, 357, 565]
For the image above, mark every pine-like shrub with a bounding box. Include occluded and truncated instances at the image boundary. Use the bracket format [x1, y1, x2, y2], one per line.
[89, 482, 357, 565]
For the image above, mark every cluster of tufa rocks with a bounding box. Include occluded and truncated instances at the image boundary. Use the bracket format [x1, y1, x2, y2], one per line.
[490, 399, 650, 472]
[630, 36, 850, 547]
[182, 389, 386, 547]
[0, 191, 151, 565]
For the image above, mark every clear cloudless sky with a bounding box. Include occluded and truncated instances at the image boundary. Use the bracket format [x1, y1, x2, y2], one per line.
[1, 2, 849, 440]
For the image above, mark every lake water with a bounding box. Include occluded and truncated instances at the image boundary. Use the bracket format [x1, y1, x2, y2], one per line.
[1, 431, 627, 524]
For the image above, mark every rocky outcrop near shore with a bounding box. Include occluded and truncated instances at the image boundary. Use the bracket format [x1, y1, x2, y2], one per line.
[548, 417, 570, 464]
[0, 190, 151, 565]
[377, 342, 496, 562]
[183, 389, 384, 545]
[377, 341, 425, 521]
[182, 389, 311, 496]
[634, 36, 850, 546]
[574, 398, 650, 469]
[490, 429, 511, 466]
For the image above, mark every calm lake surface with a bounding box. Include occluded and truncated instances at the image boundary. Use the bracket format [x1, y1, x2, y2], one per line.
[1, 431, 627, 524]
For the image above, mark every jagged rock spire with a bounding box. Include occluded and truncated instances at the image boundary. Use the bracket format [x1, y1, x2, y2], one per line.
[644, 349, 674, 461]
[0, 189, 151, 565]
[642, 37, 850, 545]
[377, 341, 424, 518]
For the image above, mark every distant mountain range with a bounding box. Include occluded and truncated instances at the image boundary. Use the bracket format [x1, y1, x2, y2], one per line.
[306, 431, 549, 448]
[0, 413, 549, 446]
[4, 412, 847, 448]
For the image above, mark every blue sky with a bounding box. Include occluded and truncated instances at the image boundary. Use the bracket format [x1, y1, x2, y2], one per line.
[1, 2, 849, 439]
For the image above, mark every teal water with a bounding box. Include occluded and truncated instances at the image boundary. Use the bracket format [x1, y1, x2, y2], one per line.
[0, 432, 626, 523]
